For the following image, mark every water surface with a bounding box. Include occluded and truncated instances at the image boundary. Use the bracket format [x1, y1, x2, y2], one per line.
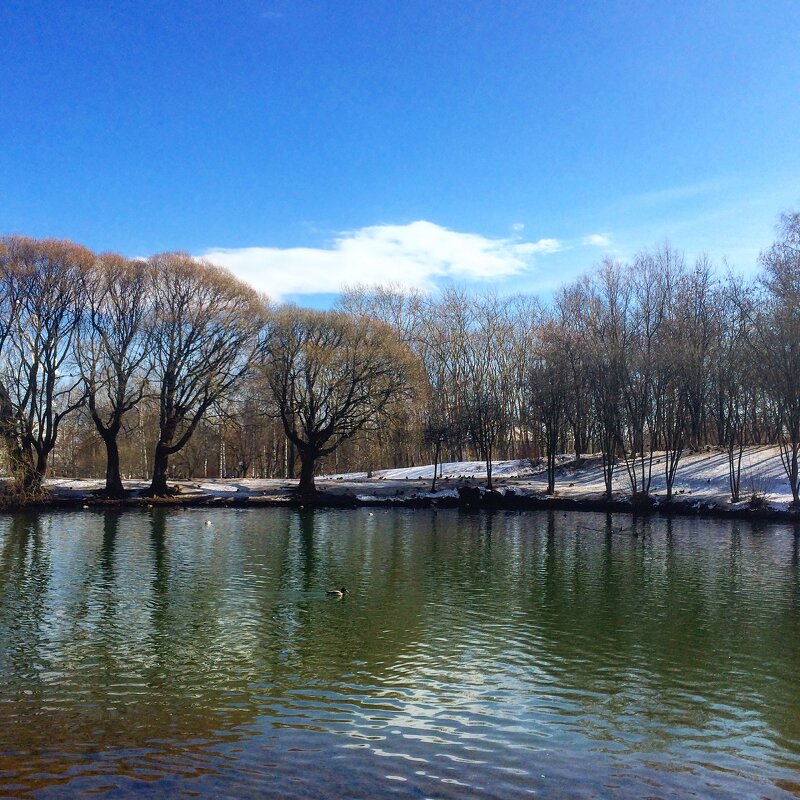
[0, 508, 799, 798]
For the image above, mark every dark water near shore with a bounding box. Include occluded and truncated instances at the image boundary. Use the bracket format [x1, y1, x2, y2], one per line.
[0, 508, 799, 799]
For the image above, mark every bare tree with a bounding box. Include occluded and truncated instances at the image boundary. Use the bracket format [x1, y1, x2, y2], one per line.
[337, 283, 425, 345]
[712, 273, 754, 502]
[76, 254, 153, 496]
[554, 281, 593, 463]
[654, 280, 688, 501]
[527, 313, 567, 494]
[585, 260, 629, 500]
[456, 292, 517, 490]
[680, 256, 717, 451]
[619, 248, 679, 498]
[418, 287, 473, 463]
[506, 293, 539, 460]
[0, 237, 90, 493]
[416, 304, 458, 490]
[147, 253, 264, 496]
[261, 307, 417, 498]
[423, 419, 450, 492]
[0, 240, 26, 486]
[754, 212, 800, 504]
[337, 284, 429, 472]
[652, 258, 718, 500]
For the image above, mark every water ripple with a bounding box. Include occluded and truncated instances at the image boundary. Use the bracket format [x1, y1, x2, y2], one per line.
[0, 508, 799, 798]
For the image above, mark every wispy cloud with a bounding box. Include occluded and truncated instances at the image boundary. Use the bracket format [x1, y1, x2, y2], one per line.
[625, 178, 731, 209]
[202, 221, 561, 300]
[583, 233, 611, 247]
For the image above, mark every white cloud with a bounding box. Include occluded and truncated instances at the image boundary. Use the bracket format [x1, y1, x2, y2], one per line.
[511, 222, 525, 232]
[583, 233, 612, 247]
[202, 221, 560, 300]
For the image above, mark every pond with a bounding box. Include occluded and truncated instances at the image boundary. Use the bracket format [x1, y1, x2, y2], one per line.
[0, 508, 799, 798]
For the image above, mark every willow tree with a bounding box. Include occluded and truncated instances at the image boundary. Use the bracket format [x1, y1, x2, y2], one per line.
[261, 307, 418, 498]
[147, 253, 264, 496]
[76, 254, 153, 497]
[0, 239, 25, 485]
[0, 237, 91, 493]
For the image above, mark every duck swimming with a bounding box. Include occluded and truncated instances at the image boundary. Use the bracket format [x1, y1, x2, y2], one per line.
[326, 586, 347, 597]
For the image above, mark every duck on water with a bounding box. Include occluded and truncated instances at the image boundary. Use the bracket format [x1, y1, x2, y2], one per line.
[326, 587, 347, 597]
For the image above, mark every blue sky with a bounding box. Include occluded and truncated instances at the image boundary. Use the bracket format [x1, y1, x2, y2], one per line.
[2, 0, 799, 303]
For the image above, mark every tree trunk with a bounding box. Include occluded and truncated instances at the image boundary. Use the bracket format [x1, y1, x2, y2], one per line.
[298, 451, 317, 499]
[601, 441, 615, 501]
[546, 422, 558, 495]
[149, 444, 171, 496]
[18, 454, 42, 495]
[103, 434, 126, 497]
[431, 439, 441, 493]
[34, 450, 49, 484]
[728, 439, 742, 503]
[0, 384, 39, 496]
[572, 417, 586, 465]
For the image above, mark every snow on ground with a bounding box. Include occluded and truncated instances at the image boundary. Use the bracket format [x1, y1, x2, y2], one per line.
[320, 455, 572, 481]
[321, 446, 798, 509]
[33, 446, 798, 510]
[198, 483, 239, 493]
[598, 446, 793, 507]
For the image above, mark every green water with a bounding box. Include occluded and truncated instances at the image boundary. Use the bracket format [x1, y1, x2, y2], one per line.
[0, 508, 799, 798]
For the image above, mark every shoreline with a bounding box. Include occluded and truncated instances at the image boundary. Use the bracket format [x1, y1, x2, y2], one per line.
[4, 447, 799, 522]
[3, 478, 799, 523]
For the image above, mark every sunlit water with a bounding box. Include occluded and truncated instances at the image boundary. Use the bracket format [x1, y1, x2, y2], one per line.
[0, 508, 799, 798]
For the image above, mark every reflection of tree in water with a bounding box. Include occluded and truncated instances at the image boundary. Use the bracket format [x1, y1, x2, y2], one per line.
[512, 512, 800, 757]
[298, 509, 316, 588]
[0, 510, 264, 795]
[100, 509, 119, 587]
[1, 508, 800, 796]
[255, 509, 433, 685]
[765, 524, 800, 759]
[0, 513, 51, 706]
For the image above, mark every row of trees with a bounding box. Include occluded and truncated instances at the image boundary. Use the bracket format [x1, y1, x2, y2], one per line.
[1, 211, 799, 503]
[0, 243, 264, 496]
[0, 241, 415, 499]
[338, 211, 800, 503]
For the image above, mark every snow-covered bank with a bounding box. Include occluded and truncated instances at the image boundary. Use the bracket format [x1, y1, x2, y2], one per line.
[322, 446, 795, 508]
[4, 446, 799, 518]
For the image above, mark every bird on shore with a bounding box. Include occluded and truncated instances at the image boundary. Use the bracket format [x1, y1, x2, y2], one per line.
[326, 586, 347, 597]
